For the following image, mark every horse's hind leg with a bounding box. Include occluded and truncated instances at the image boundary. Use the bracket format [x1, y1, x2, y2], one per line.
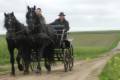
[36, 62, 41, 73]
[44, 58, 51, 73]
[16, 51, 24, 71]
[24, 61, 30, 74]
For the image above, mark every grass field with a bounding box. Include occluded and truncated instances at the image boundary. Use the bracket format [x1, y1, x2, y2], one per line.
[69, 31, 120, 60]
[0, 31, 120, 65]
[0, 31, 120, 74]
[100, 53, 120, 80]
[0, 35, 10, 65]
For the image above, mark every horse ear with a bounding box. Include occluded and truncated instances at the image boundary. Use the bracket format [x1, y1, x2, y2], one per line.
[27, 6, 30, 10]
[34, 5, 36, 10]
[11, 12, 14, 16]
[4, 13, 7, 16]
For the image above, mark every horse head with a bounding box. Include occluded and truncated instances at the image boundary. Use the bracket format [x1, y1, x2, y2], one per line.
[4, 12, 17, 32]
[26, 5, 37, 31]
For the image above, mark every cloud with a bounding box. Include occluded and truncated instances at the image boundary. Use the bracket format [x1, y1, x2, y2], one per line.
[1, 0, 120, 34]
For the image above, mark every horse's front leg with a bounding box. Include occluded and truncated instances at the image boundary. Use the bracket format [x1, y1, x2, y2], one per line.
[21, 48, 31, 74]
[36, 47, 45, 74]
[36, 49, 41, 74]
[8, 48, 15, 75]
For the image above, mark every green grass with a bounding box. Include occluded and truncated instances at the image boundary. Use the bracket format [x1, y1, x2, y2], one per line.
[0, 31, 120, 65]
[100, 53, 120, 80]
[0, 31, 120, 74]
[69, 31, 120, 60]
[0, 35, 10, 65]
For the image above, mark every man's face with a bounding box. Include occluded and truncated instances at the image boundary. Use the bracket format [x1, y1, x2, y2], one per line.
[36, 9, 42, 15]
[59, 16, 65, 20]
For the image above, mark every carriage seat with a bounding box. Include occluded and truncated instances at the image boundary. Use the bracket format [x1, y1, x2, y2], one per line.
[50, 25, 65, 33]
[67, 38, 73, 42]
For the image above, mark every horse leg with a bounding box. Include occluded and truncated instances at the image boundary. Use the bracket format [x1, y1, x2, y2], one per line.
[44, 46, 54, 73]
[21, 48, 30, 74]
[44, 58, 51, 73]
[36, 50, 41, 73]
[25, 49, 31, 74]
[24, 61, 30, 74]
[8, 48, 15, 75]
[16, 50, 24, 71]
[36, 46, 45, 74]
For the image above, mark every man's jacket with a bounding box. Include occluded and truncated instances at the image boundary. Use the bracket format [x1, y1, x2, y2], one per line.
[50, 19, 69, 32]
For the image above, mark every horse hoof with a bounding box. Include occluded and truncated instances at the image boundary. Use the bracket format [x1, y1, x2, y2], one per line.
[35, 69, 41, 74]
[18, 64, 24, 71]
[48, 68, 51, 73]
[24, 71, 29, 75]
[10, 72, 15, 76]
[47, 70, 51, 74]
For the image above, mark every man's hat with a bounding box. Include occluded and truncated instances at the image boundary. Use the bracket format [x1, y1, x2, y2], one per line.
[36, 8, 41, 11]
[58, 12, 66, 16]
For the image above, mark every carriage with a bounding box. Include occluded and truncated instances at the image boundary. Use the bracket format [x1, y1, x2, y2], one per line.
[30, 25, 74, 72]
[4, 7, 74, 75]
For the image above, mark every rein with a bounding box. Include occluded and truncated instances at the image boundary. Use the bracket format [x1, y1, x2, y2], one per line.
[6, 28, 27, 39]
[15, 28, 26, 34]
[8, 27, 26, 34]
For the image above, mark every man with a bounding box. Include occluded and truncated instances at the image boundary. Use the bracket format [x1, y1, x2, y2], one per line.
[50, 12, 70, 39]
[35, 8, 47, 32]
[50, 12, 70, 32]
[35, 8, 46, 24]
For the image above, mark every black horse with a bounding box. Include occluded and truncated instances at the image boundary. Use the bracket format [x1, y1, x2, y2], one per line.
[4, 12, 31, 75]
[26, 6, 55, 73]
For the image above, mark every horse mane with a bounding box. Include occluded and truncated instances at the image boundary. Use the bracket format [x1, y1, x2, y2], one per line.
[14, 18, 26, 33]
[4, 18, 8, 29]
[15, 18, 24, 28]
[4, 15, 24, 31]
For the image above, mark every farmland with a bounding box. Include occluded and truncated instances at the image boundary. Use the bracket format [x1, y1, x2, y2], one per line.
[100, 53, 120, 80]
[0, 31, 120, 65]
[69, 31, 120, 60]
[0, 31, 120, 76]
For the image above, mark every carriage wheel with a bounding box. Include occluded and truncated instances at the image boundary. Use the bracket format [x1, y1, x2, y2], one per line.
[63, 45, 74, 72]
[63, 49, 69, 72]
[68, 44, 74, 71]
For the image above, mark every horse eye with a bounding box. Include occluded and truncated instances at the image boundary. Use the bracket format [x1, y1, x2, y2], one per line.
[12, 16, 14, 19]
[7, 16, 10, 19]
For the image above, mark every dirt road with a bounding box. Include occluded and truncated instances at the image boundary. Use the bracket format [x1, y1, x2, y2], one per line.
[0, 42, 120, 80]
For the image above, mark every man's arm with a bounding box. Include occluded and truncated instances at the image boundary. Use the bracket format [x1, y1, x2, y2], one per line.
[65, 21, 70, 32]
[50, 19, 58, 25]
[43, 17, 46, 24]
[41, 16, 46, 24]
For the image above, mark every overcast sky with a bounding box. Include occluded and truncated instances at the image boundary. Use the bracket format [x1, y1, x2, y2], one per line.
[1, 0, 120, 34]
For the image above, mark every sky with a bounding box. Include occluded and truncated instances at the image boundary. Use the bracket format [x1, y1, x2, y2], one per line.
[1, 0, 120, 34]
